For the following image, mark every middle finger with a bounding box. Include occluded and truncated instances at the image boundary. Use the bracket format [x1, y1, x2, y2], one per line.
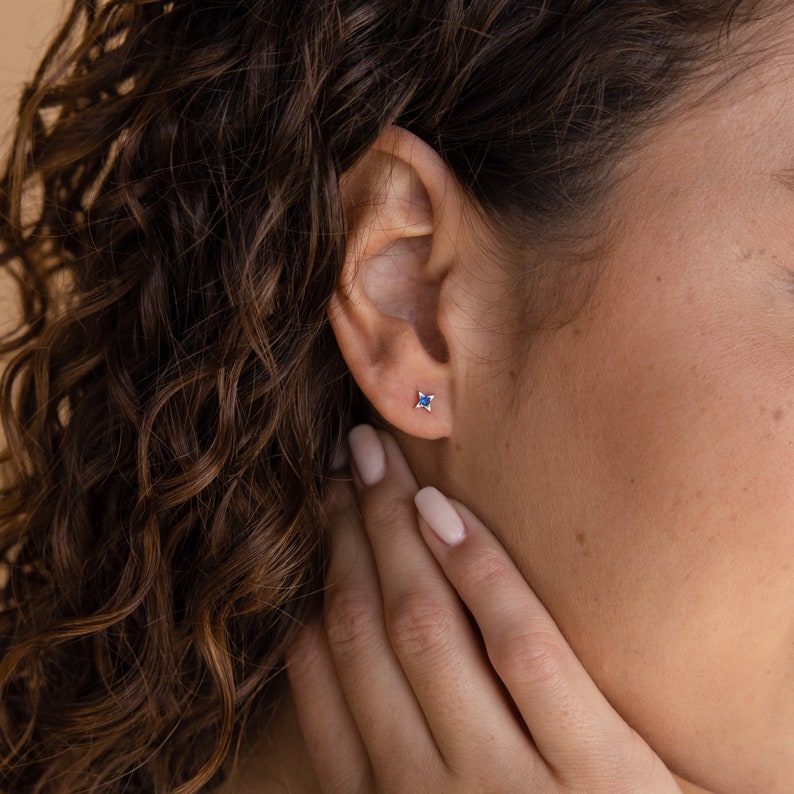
[348, 425, 530, 769]
[322, 469, 439, 783]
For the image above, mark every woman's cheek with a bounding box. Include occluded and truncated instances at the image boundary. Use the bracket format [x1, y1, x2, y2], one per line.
[447, 269, 792, 789]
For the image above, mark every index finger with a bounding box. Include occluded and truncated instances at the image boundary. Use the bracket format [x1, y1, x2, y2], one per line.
[413, 487, 661, 783]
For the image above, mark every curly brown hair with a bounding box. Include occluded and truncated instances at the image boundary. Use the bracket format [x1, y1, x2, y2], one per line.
[0, 0, 773, 790]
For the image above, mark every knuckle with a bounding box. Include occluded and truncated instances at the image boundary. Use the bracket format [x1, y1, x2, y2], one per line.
[361, 491, 415, 533]
[386, 594, 456, 660]
[323, 586, 381, 654]
[493, 629, 569, 689]
[463, 546, 515, 591]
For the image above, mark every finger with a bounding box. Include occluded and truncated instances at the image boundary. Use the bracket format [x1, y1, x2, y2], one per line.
[286, 620, 373, 794]
[348, 426, 538, 774]
[414, 486, 648, 779]
[320, 475, 439, 785]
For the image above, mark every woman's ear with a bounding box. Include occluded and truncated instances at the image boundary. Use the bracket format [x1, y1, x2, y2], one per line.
[328, 126, 466, 439]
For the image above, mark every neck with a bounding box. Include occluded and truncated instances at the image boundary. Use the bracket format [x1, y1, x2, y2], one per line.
[673, 773, 718, 793]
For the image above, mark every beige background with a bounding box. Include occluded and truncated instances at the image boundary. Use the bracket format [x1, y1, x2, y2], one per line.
[1, 0, 66, 143]
[1, 1, 65, 440]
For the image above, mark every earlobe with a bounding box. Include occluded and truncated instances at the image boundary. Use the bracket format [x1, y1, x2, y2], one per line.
[328, 126, 462, 440]
[328, 288, 451, 438]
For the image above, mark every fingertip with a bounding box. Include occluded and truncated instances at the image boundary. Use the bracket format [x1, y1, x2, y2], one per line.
[377, 431, 422, 496]
[446, 498, 490, 538]
[415, 486, 466, 546]
[348, 424, 386, 487]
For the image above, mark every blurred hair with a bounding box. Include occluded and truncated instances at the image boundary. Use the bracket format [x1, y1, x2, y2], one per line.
[0, 0, 772, 790]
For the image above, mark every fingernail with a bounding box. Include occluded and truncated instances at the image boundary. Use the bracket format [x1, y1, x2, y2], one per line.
[348, 424, 386, 486]
[415, 486, 466, 546]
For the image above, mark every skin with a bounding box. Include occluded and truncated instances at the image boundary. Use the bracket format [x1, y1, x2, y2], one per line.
[421, 41, 794, 793]
[227, 16, 794, 793]
[224, 440, 713, 793]
[290, 432, 699, 793]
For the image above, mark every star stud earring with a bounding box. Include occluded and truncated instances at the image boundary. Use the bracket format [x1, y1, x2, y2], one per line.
[415, 391, 435, 412]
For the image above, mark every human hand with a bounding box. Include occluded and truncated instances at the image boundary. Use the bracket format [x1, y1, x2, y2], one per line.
[287, 425, 682, 793]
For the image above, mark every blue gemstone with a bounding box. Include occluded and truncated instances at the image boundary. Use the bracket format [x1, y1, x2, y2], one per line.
[420, 395, 431, 406]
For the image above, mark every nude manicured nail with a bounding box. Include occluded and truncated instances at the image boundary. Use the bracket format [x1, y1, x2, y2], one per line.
[348, 425, 386, 486]
[415, 487, 466, 546]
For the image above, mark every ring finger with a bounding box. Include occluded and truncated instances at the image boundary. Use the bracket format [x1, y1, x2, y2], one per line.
[320, 474, 440, 785]
[348, 426, 537, 774]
